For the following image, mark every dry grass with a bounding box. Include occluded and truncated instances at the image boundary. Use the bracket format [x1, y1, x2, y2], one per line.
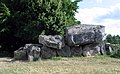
[0, 56, 120, 74]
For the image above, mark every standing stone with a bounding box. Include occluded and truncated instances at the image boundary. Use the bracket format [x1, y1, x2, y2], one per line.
[57, 45, 71, 57]
[41, 46, 56, 59]
[83, 44, 101, 56]
[70, 46, 82, 56]
[105, 43, 113, 55]
[98, 42, 106, 55]
[65, 24, 105, 46]
[39, 35, 65, 49]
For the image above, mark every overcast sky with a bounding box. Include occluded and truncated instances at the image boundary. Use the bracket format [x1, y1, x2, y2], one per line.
[75, 0, 120, 35]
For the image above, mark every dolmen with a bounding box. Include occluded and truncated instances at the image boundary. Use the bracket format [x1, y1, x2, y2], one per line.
[14, 24, 111, 61]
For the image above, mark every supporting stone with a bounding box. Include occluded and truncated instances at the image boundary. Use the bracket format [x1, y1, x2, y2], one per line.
[41, 46, 56, 59]
[70, 46, 82, 56]
[82, 44, 101, 57]
[56, 45, 71, 57]
[105, 43, 113, 55]
[98, 42, 106, 55]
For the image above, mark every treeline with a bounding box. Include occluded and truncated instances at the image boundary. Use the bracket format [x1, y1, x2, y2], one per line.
[106, 34, 120, 44]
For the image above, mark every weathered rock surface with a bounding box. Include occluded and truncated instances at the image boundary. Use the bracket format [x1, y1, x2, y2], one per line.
[65, 24, 105, 46]
[14, 24, 109, 60]
[83, 44, 101, 56]
[112, 46, 120, 51]
[39, 35, 65, 49]
[98, 42, 106, 55]
[14, 47, 27, 60]
[26, 44, 41, 61]
[57, 45, 71, 57]
[105, 43, 113, 55]
[70, 46, 82, 56]
[14, 44, 42, 61]
[41, 46, 56, 59]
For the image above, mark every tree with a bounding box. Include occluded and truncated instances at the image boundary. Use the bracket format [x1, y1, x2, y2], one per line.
[112, 35, 117, 44]
[106, 34, 113, 43]
[116, 35, 120, 44]
[106, 34, 120, 44]
[0, 0, 82, 51]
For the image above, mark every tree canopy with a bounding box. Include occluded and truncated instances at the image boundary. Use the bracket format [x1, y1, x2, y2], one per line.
[106, 34, 120, 44]
[0, 0, 82, 51]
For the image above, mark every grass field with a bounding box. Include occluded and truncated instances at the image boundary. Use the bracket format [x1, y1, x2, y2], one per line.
[0, 56, 120, 74]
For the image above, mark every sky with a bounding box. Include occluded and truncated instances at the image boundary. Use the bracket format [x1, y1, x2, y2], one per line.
[75, 0, 120, 35]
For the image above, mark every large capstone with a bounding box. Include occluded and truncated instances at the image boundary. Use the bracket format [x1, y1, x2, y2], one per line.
[65, 24, 105, 46]
[39, 35, 65, 49]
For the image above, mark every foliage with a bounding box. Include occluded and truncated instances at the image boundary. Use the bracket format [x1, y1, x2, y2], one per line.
[0, 0, 81, 51]
[110, 45, 120, 58]
[111, 49, 120, 58]
[0, 2, 10, 23]
[106, 34, 120, 44]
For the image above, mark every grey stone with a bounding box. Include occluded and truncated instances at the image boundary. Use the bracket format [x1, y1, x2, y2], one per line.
[14, 47, 27, 60]
[112, 46, 120, 51]
[98, 42, 106, 55]
[57, 45, 71, 57]
[24, 44, 42, 50]
[83, 44, 101, 57]
[70, 46, 82, 56]
[39, 35, 65, 49]
[41, 46, 56, 59]
[26, 45, 41, 61]
[14, 44, 42, 61]
[65, 24, 105, 46]
[105, 43, 113, 55]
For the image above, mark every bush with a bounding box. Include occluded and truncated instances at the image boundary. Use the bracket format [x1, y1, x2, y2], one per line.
[110, 46, 120, 58]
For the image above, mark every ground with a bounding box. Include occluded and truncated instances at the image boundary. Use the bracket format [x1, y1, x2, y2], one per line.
[0, 56, 120, 74]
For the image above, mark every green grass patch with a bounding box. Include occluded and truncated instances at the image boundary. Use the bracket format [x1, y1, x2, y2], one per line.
[0, 56, 120, 74]
[112, 44, 120, 46]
